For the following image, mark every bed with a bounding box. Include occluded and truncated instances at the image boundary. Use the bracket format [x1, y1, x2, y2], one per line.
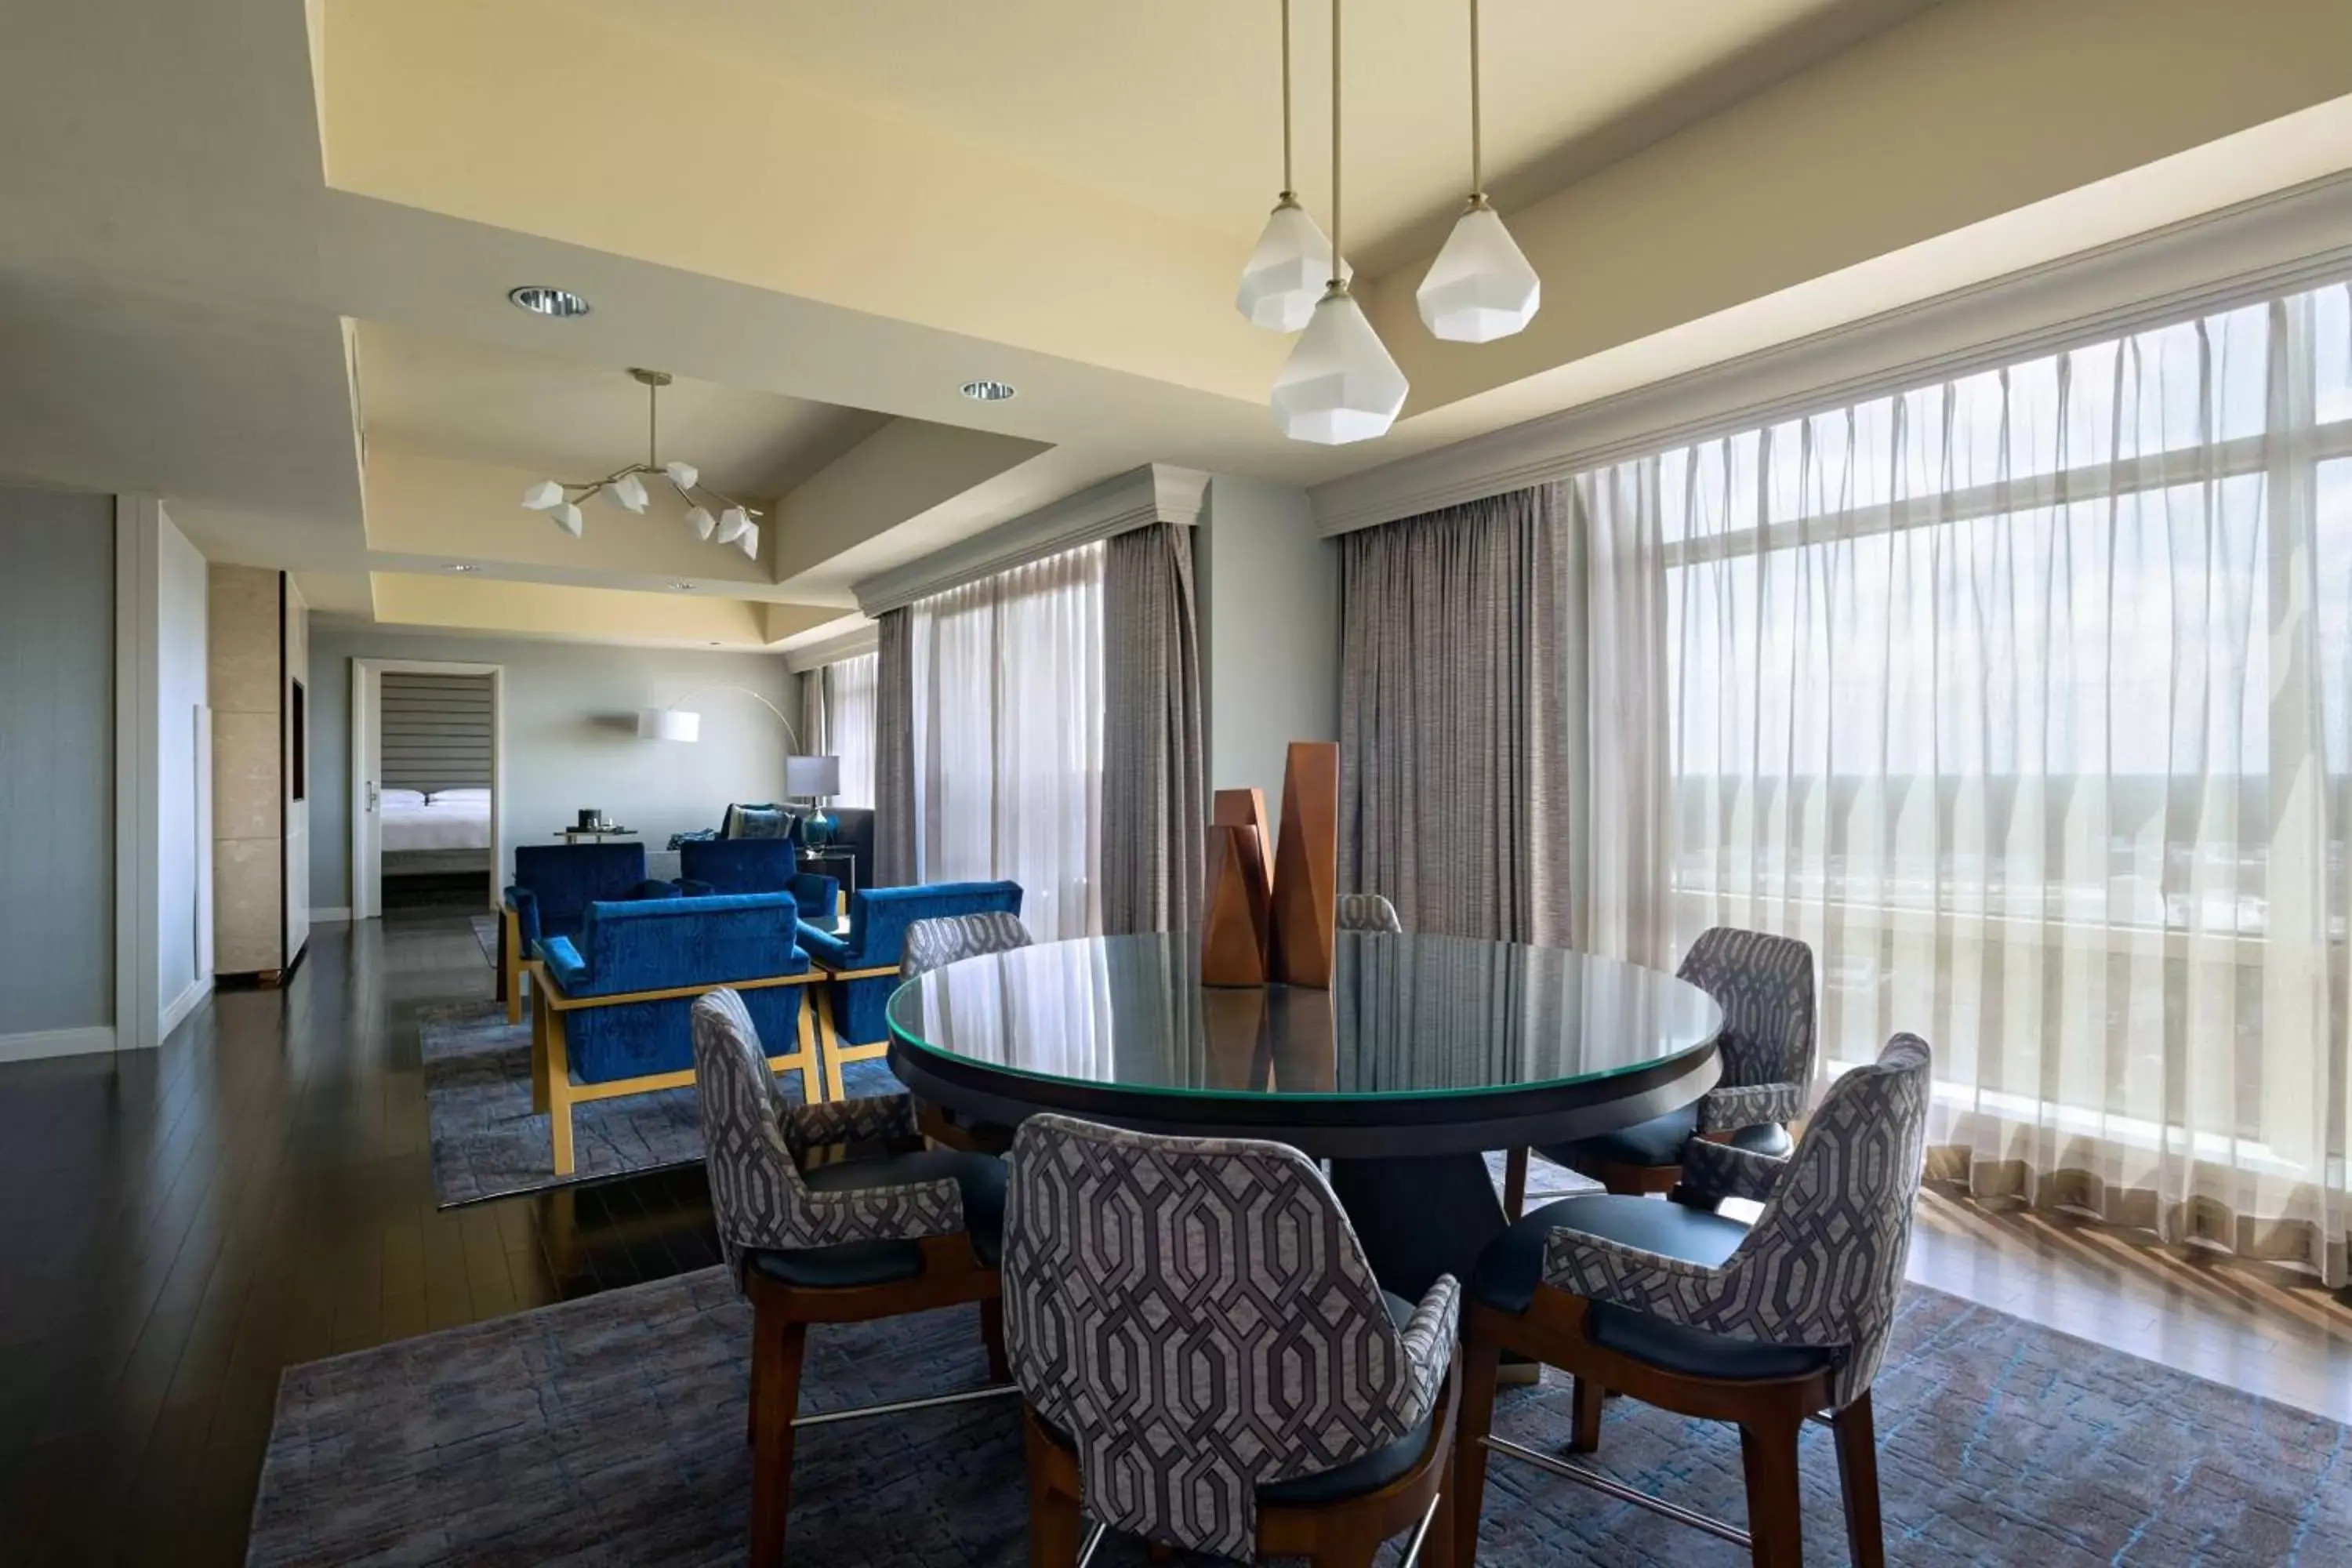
[382, 788, 492, 879]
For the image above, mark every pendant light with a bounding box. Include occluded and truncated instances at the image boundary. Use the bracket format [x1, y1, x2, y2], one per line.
[1416, 0, 1540, 343]
[1271, 0, 1407, 445]
[1236, 0, 1348, 332]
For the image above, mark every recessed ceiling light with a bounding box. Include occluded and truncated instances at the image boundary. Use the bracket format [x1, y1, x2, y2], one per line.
[707, 641, 724, 648]
[960, 379, 1016, 401]
[445, 563, 478, 573]
[509, 285, 592, 319]
[670, 581, 695, 590]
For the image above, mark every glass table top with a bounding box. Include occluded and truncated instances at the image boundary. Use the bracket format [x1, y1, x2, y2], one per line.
[886, 932, 1722, 1102]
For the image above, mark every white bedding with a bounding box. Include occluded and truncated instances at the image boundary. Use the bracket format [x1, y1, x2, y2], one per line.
[382, 796, 492, 852]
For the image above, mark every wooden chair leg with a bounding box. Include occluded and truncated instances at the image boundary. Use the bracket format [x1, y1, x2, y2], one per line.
[750, 1308, 808, 1566]
[1501, 1148, 1528, 1219]
[1451, 1330, 1504, 1568]
[1833, 1391, 1886, 1568]
[980, 1295, 1010, 1383]
[1568, 1374, 1605, 1454]
[1023, 1407, 1085, 1568]
[1738, 1418, 1806, 1568]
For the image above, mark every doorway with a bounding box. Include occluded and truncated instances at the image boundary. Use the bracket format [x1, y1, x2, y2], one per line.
[350, 659, 506, 920]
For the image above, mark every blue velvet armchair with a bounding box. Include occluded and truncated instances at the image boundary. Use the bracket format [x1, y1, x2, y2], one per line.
[678, 838, 839, 920]
[528, 892, 820, 1175]
[797, 880, 1023, 1099]
[499, 842, 663, 1023]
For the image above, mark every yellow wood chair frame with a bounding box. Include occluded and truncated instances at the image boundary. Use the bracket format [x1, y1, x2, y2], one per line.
[803, 962, 902, 1104]
[525, 960, 826, 1177]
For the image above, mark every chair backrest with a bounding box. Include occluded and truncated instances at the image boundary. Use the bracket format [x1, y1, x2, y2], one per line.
[512, 841, 648, 923]
[679, 837, 798, 895]
[1678, 926, 1816, 1090]
[1003, 1114, 1429, 1559]
[1711, 1034, 1931, 1406]
[1336, 892, 1404, 934]
[846, 880, 1023, 965]
[688, 989, 820, 1281]
[901, 912, 1033, 978]
[575, 893, 802, 993]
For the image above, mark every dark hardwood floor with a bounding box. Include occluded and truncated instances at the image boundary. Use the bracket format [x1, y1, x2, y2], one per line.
[5, 911, 2349, 1565]
[0, 913, 720, 1566]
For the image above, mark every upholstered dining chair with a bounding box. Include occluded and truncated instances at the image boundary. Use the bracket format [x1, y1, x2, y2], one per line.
[689, 989, 1014, 1566]
[1337, 892, 1406, 934]
[1004, 1113, 1462, 1567]
[901, 910, 1034, 978]
[1505, 926, 1817, 1213]
[1454, 1033, 1932, 1568]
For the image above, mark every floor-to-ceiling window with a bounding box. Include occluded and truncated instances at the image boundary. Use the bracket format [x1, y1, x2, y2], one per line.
[908, 542, 1105, 939]
[822, 652, 879, 809]
[1581, 278, 2352, 1279]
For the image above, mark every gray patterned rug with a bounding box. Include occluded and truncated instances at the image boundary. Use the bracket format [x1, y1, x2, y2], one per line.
[419, 1002, 897, 1208]
[248, 1268, 2347, 1567]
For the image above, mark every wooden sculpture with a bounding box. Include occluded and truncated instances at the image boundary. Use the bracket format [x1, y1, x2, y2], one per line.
[1212, 788, 1275, 901]
[1269, 741, 1339, 989]
[1201, 822, 1272, 987]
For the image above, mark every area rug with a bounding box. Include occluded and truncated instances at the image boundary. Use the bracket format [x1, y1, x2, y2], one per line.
[469, 913, 499, 967]
[419, 1001, 898, 1208]
[248, 1269, 2348, 1567]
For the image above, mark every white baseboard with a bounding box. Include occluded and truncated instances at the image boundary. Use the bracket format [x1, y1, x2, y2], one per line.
[312, 907, 352, 923]
[158, 977, 213, 1041]
[0, 1025, 118, 1064]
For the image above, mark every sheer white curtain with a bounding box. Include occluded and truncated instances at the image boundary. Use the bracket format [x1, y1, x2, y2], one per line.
[1583, 280, 2352, 1283]
[909, 543, 1105, 940]
[822, 652, 879, 809]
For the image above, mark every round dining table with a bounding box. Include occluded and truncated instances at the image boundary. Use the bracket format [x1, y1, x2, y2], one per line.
[885, 931, 1724, 1299]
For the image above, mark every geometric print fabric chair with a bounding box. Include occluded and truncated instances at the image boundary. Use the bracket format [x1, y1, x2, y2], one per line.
[1336, 892, 1406, 934]
[900, 909, 1035, 978]
[1004, 1113, 1463, 1564]
[689, 988, 1012, 1566]
[1455, 1033, 1933, 1568]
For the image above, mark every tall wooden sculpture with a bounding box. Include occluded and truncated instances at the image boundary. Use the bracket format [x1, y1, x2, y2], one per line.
[1200, 788, 1274, 986]
[1269, 741, 1339, 989]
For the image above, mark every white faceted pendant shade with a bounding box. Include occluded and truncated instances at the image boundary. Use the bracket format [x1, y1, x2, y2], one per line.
[521, 480, 564, 510]
[737, 521, 760, 561]
[1270, 289, 1408, 445]
[714, 506, 750, 545]
[684, 505, 716, 540]
[610, 471, 650, 514]
[1236, 201, 1346, 333]
[553, 502, 584, 538]
[1416, 204, 1541, 343]
[664, 459, 699, 492]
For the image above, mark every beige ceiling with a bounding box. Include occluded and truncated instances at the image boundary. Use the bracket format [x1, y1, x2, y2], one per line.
[0, 0, 2345, 652]
[354, 324, 890, 495]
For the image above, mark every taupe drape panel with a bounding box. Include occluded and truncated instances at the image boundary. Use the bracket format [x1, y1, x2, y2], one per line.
[798, 668, 827, 757]
[1338, 485, 1571, 944]
[1101, 522, 1205, 934]
[873, 607, 916, 887]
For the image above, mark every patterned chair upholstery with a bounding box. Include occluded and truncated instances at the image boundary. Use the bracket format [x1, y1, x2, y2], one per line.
[1003, 1114, 1460, 1560]
[1336, 891, 1405, 934]
[901, 912, 1034, 978]
[1537, 925, 1817, 1185]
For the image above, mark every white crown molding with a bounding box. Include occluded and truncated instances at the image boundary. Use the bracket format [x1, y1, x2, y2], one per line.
[1311, 172, 2352, 536]
[854, 463, 1210, 616]
[782, 622, 880, 673]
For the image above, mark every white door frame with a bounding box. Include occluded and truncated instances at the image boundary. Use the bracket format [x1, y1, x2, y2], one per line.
[350, 659, 506, 920]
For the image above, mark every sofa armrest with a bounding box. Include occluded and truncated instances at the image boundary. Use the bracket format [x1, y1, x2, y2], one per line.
[798, 924, 858, 968]
[539, 935, 590, 995]
[503, 885, 542, 949]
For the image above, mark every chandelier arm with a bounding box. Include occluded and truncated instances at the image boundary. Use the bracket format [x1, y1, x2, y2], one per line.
[1469, 0, 1483, 198]
[1279, 0, 1294, 198]
[648, 377, 659, 470]
[1330, 0, 1343, 283]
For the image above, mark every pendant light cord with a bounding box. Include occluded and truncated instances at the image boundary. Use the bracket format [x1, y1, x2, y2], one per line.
[1279, 0, 1294, 198]
[1330, 0, 1343, 286]
[647, 379, 659, 468]
[1469, 0, 1483, 198]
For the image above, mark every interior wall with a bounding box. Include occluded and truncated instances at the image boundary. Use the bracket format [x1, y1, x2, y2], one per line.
[0, 487, 114, 1048]
[1194, 476, 1340, 804]
[154, 506, 209, 1026]
[307, 628, 796, 910]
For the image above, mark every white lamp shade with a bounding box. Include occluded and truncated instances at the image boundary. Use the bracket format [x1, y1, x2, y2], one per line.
[1270, 288, 1408, 445]
[636, 707, 700, 742]
[554, 501, 585, 537]
[521, 479, 564, 510]
[1235, 200, 1350, 333]
[714, 506, 750, 544]
[664, 459, 699, 492]
[784, 753, 841, 796]
[1416, 204, 1541, 343]
[610, 471, 650, 514]
[736, 521, 760, 560]
[684, 505, 716, 540]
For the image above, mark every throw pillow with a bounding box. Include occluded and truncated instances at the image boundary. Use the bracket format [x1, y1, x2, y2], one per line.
[724, 803, 798, 840]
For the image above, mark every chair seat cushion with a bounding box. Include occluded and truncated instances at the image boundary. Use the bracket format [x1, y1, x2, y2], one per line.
[1537, 1103, 1791, 1171]
[1257, 1292, 1437, 1507]
[1473, 1195, 1833, 1381]
[745, 1145, 1007, 1288]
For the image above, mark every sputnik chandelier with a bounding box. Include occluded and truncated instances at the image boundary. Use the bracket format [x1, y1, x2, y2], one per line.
[521, 368, 764, 559]
[1243, 0, 1540, 446]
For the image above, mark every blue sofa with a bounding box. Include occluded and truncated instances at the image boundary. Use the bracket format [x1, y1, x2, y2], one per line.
[678, 838, 840, 920]
[798, 880, 1025, 1049]
[529, 892, 818, 1174]
[500, 842, 677, 1022]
